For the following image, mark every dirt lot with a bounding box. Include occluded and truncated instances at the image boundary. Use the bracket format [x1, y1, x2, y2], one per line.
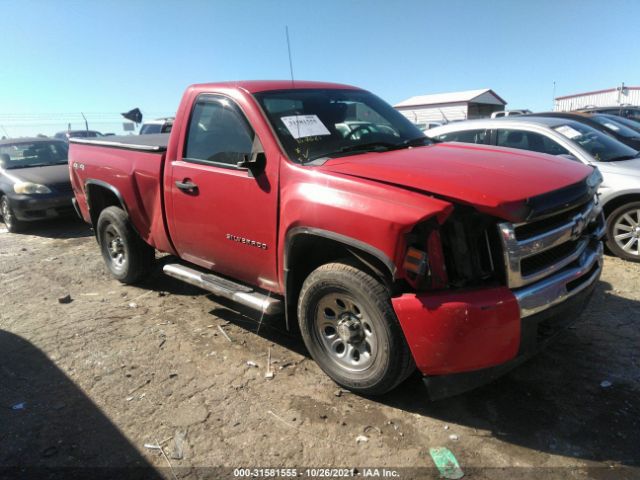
[1, 218, 639, 479]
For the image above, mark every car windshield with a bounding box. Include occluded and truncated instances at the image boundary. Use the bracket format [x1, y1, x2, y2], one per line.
[598, 114, 640, 134]
[0, 141, 69, 169]
[553, 122, 639, 162]
[589, 115, 640, 138]
[254, 89, 431, 163]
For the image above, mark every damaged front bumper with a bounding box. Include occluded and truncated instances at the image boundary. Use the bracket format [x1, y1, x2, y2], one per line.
[392, 238, 603, 400]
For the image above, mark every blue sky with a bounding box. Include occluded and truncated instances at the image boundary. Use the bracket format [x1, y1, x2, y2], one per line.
[1, 0, 638, 136]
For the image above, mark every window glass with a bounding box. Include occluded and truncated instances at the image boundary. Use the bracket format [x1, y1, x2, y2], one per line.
[497, 129, 570, 156]
[140, 124, 161, 134]
[589, 115, 639, 138]
[184, 96, 255, 166]
[0, 141, 68, 169]
[552, 122, 638, 162]
[598, 114, 640, 134]
[436, 129, 487, 144]
[254, 89, 428, 163]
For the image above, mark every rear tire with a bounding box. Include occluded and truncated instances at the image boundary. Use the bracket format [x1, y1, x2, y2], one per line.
[96, 206, 154, 283]
[0, 196, 24, 233]
[605, 201, 640, 262]
[298, 261, 414, 395]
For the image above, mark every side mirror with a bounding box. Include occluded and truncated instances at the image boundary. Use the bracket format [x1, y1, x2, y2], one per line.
[237, 152, 266, 171]
[236, 136, 266, 174]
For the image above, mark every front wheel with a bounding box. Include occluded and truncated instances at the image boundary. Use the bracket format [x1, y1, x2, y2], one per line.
[1, 196, 25, 233]
[606, 201, 640, 262]
[96, 206, 155, 283]
[297, 261, 414, 395]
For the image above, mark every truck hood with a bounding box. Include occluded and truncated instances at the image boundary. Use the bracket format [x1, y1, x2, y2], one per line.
[318, 143, 593, 222]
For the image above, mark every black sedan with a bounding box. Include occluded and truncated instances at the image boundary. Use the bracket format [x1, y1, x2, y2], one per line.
[0, 138, 75, 232]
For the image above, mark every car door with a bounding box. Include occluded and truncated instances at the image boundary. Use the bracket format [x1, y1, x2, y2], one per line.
[166, 94, 279, 289]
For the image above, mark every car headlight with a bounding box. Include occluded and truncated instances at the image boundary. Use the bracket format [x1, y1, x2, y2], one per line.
[587, 168, 603, 189]
[13, 182, 52, 194]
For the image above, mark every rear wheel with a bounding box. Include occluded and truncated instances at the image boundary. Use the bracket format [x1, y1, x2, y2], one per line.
[0, 196, 24, 233]
[298, 261, 414, 395]
[96, 206, 154, 283]
[606, 202, 640, 262]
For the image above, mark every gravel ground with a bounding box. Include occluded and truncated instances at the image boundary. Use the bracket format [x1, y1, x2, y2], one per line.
[0, 218, 638, 480]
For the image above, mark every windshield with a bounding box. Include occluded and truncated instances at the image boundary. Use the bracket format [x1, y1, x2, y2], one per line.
[589, 115, 640, 138]
[598, 114, 640, 134]
[553, 122, 639, 162]
[0, 141, 69, 169]
[254, 89, 430, 163]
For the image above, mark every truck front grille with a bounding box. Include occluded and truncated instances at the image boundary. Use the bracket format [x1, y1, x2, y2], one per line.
[499, 199, 604, 289]
[520, 240, 579, 277]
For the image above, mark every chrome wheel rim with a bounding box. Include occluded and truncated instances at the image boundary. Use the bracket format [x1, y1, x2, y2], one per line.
[104, 225, 126, 270]
[613, 209, 640, 257]
[314, 292, 377, 372]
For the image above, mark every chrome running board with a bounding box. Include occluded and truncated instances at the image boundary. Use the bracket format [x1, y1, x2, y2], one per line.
[163, 263, 283, 315]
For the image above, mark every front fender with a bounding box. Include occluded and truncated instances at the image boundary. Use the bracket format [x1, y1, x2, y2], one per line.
[278, 162, 453, 290]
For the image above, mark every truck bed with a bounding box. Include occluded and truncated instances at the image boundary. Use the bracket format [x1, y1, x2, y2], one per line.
[69, 133, 169, 152]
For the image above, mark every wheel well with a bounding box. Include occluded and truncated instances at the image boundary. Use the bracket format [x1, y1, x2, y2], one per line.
[85, 184, 123, 228]
[285, 233, 395, 329]
[602, 194, 640, 220]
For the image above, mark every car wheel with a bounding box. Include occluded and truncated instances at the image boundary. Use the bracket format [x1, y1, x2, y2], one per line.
[606, 201, 640, 262]
[0, 196, 24, 233]
[297, 261, 414, 395]
[96, 206, 155, 283]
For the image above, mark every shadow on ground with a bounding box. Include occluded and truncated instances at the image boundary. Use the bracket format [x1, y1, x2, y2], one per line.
[1, 217, 92, 239]
[0, 330, 161, 479]
[196, 279, 640, 468]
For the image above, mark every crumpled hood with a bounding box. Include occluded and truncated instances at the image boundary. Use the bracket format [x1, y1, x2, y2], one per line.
[3, 163, 70, 185]
[318, 142, 593, 222]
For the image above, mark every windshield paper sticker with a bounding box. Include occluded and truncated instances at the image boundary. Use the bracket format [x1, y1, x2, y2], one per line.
[555, 125, 582, 139]
[281, 115, 331, 139]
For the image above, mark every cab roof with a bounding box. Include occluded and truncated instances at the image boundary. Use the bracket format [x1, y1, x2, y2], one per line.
[189, 80, 361, 93]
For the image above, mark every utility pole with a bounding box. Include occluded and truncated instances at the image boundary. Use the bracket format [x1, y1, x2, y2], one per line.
[81, 112, 88, 131]
[552, 81, 556, 111]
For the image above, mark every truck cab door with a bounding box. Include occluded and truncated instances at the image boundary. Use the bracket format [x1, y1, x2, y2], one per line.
[165, 94, 278, 291]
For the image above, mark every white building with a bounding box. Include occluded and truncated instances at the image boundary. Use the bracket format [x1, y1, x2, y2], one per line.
[394, 88, 507, 127]
[554, 84, 640, 111]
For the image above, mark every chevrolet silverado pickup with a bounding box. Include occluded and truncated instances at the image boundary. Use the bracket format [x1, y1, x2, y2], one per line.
[69, 81, 605, 398]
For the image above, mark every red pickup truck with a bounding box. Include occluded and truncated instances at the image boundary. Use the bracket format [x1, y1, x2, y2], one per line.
[69, 81, 605, 398]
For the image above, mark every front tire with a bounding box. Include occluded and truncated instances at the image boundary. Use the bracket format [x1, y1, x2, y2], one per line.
[606, 201, 640, 262]
[297, 261, 414, 395]
[0, 196, 24, 233]
[96, 206, 154, 283]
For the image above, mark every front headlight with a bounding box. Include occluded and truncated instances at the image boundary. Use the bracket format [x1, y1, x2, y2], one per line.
[587, 168, 603, 189]
[13, 182, 52, 194]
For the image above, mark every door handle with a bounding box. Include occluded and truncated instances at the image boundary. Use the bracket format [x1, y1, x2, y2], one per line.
[175, 180, 198, 193]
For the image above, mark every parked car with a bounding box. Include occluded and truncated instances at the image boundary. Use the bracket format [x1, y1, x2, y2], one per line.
[575, 106, 640, 123]
[525, 112, 640, 150]
[0, 138, 75, 232]
[54, 130, 104, 142]
[139, 117, 174, 135]
[68, 81, 603, 398]
[593, 113, 640, 134]
[491, 109, 532, 118]
[427, 117, 640, 261]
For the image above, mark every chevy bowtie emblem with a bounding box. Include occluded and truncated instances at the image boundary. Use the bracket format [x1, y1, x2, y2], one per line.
[570, 213, 587, 240]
